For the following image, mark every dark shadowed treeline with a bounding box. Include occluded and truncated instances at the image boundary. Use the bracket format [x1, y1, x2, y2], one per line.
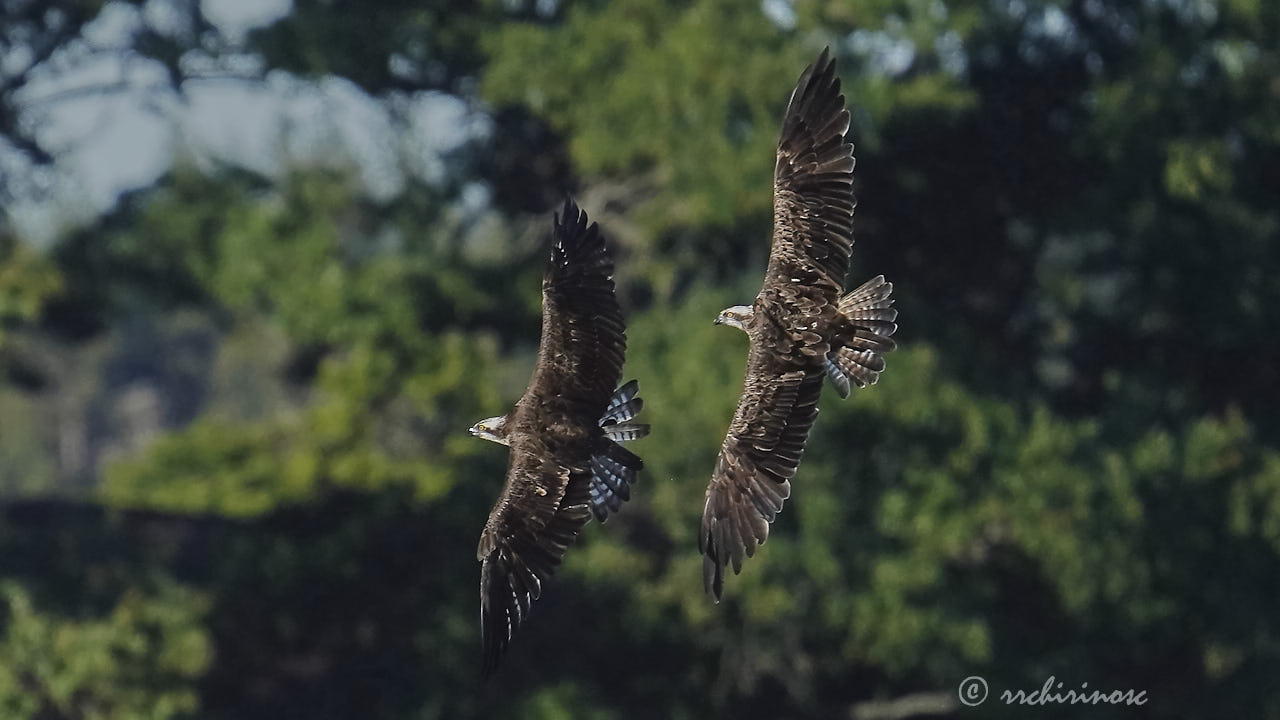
[1, 1, 1278, 718]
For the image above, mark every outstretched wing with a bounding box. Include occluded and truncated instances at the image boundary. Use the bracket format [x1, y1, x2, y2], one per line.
[700, 337, 824, 601]
[476, 200, 626, 676]
[479, 451, 592, 678]
[526, 198, 627, 412]
[760, 46, 856, 311]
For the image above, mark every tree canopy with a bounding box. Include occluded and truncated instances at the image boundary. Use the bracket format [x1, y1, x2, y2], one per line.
[1, 0, 1278, 718]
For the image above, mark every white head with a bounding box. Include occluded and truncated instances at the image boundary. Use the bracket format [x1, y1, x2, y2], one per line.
[468, 415, 510, 445]
[714, 304, 754, 332]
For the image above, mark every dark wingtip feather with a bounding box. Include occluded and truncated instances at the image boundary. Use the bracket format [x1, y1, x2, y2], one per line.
[551, 196, 597, 259]
[816, 45, 832, 72]
[560, 195, 579, 229]
[479, 554, 509, 680]
[699, 492, 737, 602]
[702, 550, 724, 603]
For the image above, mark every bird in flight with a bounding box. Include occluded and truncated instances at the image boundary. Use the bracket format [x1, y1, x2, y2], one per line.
[470, 200, 649, 677]
[699, 48, 898, 601]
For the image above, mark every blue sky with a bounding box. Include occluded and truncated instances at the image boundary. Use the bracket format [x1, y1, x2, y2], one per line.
[4, 0, 484, 244]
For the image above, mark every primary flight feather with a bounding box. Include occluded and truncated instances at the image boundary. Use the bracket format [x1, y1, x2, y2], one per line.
[700, 48, 898, 601]
[470, 200, 649, 677]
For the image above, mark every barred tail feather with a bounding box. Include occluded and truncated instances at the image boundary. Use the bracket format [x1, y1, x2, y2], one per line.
[839, 274, 895, 315]
[589, 380, 649, 521]
[824, 355, 852, 398]
[601, 379, 643, 424]
[828, 346, 888, 389]
[599, 380, 649, 444]
[599, 380, 649, 442]
[826, 275, 897, 394]
[841, 276, 897, 333]
[588, 452, 634, 521]
[587, 441, 644, 522]
[604, 423, 648, 442]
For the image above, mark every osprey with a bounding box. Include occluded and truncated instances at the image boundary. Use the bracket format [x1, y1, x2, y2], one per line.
[470, 200, 649, 677]
[700, 49, 898, 601]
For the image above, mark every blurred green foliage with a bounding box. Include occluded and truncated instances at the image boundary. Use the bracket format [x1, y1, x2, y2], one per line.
[0, 581, 210, 720]
[0, 235, 62, 346]
[2, 0, 1279, 718]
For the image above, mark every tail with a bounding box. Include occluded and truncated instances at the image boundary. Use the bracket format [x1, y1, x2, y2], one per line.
[825, 275, 898, 398]
[588, 380, 650, 521]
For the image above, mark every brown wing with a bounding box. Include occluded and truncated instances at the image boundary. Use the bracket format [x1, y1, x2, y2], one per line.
[700, 327, 824, 601]
[760, 46, 856, 314]
[525, 198, 627, 413]
[476, 200, 624, 676]
[478, 447, 592, 678]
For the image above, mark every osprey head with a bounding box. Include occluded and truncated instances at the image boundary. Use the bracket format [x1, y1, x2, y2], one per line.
[469, 415, 510, 445]
[714, 305, 754, 332]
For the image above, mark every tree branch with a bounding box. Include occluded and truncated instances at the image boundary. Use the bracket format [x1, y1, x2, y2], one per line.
[850, 691, 958, 720]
